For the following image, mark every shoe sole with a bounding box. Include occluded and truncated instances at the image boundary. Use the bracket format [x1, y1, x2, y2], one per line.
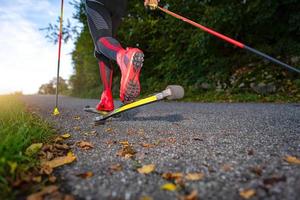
[123, 52, 144, 103]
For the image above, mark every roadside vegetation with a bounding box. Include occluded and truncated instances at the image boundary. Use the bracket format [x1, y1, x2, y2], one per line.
[0, 95, 54, 199]
[42, 0, 300, 102]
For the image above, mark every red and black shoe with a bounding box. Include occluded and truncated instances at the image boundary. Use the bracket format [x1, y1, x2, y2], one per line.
[96, 90, 114, 112]
[117, 48, 144, 104]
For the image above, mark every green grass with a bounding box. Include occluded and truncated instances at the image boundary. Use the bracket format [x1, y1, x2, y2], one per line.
[0, 95, 54, 199]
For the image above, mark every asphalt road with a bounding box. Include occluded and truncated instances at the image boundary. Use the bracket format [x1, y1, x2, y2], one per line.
[22, 95, 300, 200]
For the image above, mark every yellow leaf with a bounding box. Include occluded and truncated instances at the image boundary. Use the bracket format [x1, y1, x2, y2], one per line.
[161, 183, 177, 191]
[185, 173, 204, 181]
[284, 155, 300, 165]
[140, 196, 153, 200]
[25, 143, 43, 156]
[61, 133, 71, 139]
[32, 176, 42, 183]
[42, 152, 76, 169]
[73, 116, 81, 120]
[137, 164, 155, 174]
[239, 189, 256, 199]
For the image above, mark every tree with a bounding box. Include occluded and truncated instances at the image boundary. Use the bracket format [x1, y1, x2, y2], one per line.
[38, 77, 70, 95]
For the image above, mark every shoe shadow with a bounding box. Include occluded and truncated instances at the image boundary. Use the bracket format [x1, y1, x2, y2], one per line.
[118, 108, 184, 122]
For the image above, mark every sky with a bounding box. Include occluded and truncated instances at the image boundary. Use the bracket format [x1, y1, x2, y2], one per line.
[0, 0, 78, 94]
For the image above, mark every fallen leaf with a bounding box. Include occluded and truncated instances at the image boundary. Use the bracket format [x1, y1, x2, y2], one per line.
[161, 183, 177, 191]
[162, 172, 183, 181]
[105, 128, 113, 133]
[40, 165, 53, 175]
[110, 164, 122, 172]
[54, 144, 70, 150]
[27, 185, 58, 200]
[185, 173, 204, 181]
[180, 190, 198, 200]
[48, 175, 57, 183]
[73, 126, 81, 131]
[137, 164, 155, 174]
[25, 143, 43, 156]
[283, 155, 300, 165]
[61, 133, 71, 139]
[140, 143, 155, 148]
[42, 152, 76, 169]
[76, 171, 94, 179]
[140, 196, 153, 200]
[64, 195, 76, 200]
[119, 141, 129, 146]
[249, 166, 263, 176]
[76, 141, 94, 150]
[239, 189, 256, 199]
[263, 175, 286, 186]
[248, 149, 254, 155]
[221, 164, 233, 172]
[117, 143, 136, 159]
[32, 176, 42, 183]
[73, 116, 81, 120]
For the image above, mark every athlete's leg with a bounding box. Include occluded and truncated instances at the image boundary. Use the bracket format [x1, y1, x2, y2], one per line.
[86, 0, 144, 104]
[94, 51, 114, 111]
[85, 0, 116, 111]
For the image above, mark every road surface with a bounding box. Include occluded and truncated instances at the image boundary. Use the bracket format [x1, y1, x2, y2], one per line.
[22, 95, 300, 200]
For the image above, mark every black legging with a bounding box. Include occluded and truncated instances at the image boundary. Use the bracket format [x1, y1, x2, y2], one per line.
[85, 0, 128, 91]
[85, 0, 127, 60]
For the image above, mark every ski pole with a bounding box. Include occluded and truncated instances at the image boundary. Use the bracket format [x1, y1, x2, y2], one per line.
[53, 0, 64, 116]
[157, 6, 300, 74]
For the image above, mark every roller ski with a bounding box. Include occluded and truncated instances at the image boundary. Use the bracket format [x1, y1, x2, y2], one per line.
[84, 85, 184, 125]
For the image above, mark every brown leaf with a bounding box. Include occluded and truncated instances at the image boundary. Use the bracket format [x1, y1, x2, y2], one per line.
[76, 171, 94, 179]
[119, 141, 129, 146]
[117, 143, 136, 159]
[76, 141, 94, 150]
[162, 172, 183, 181]
[185, 173, 204, 181]
[221, 164, 233, 172]
[137, 164, 155, 174]
[110, 164, 123, 172]
[27, 185, 58, 200]
[263, 175, 286, 186]
[48, 175, 57, 183]
[249, 166, 263, 176]
[73, 116, 81, 120]
[64, 195, 76, 200]
[180, 190, 198, 200]
[239, 189, 256, 199]
[40, 165, 53, 175]
[140, 143, 155, 148]
[105, 128, 113, 133]
[54, 144, 70, 150]
[73, 126, 81, 131]
[248, 149, 254, 155]
[42, 152, 76, 169]
[283, 155, 300, 165]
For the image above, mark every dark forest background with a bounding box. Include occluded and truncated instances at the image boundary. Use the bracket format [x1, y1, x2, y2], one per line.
[41, 0, 300, 102]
